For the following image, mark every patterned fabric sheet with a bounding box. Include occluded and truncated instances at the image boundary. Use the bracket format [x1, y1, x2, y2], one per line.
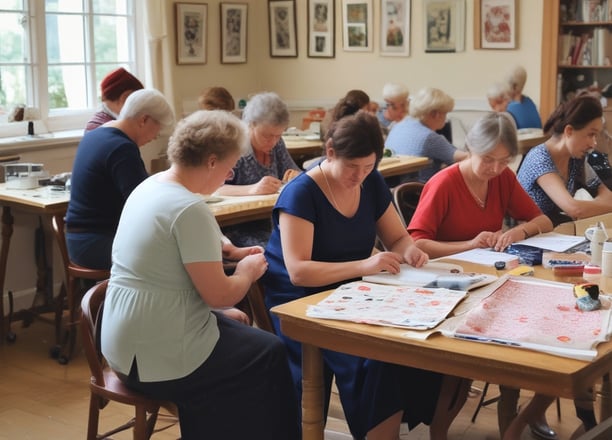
[446, 277, 612, 360]
[306, 281, 467, 330]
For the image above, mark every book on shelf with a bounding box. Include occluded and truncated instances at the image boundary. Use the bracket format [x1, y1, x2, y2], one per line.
[580, 0, 608, 22]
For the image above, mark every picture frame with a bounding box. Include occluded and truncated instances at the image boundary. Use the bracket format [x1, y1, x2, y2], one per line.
[474, 0, 517, 49]
[268, 0, 298, 57]
[424, 0, 465, 53]
[175, 2, 207, 65]
[380, 0, 411, 56]
[220, 3, 248, 63]
[307, 0, 335, 58]
[342, 0, 373, 52]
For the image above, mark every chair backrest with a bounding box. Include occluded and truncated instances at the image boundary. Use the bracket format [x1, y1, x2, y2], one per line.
[81, 280, 109, 388]
[392, 182, 425, 227]
[246, 281, 275, 334]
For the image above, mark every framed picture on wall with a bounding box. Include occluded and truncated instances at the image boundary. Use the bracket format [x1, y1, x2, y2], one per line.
[474, 0, 517, 50]
[342, 0, 373, 52]
[220, 3, 248, 63]
[308, 0, 335, 58]
[268, 0, 298, 57]
[380, 0, 411, 56]
[175, 2, 207, 64]
[424, 0, 465, 53]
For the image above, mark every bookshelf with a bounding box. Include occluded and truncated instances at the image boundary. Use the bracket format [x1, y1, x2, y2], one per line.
[540, 1, 612, 128]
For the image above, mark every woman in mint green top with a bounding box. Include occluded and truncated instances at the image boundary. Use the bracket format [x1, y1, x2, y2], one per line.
[101, 110, 299, 439]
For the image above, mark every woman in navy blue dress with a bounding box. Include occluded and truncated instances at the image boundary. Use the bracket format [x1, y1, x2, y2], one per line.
[262, 110, 468, 440]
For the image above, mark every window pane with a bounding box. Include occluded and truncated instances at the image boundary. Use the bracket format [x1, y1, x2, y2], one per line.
[46, 14, 85, 64]
[0, 65, 26, 115]
[45, 0, 83, 13]
[0, 12, 27, 63]
[93, 0, 127, 15]
[0, 0, 25, 11]
[94, 15, 129, 62]
[48, 65, 88, 110]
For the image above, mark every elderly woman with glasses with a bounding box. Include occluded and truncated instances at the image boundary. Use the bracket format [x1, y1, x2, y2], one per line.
[216, 92, 301, 247]
[408, 112, 554, 440]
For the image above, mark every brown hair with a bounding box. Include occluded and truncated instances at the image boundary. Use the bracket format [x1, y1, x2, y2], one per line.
[543, 94, 602, 136]
[197, 86, 235, 111]
[327, 110, 384, 162]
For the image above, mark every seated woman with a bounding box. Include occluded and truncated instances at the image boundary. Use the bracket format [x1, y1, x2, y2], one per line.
[408, 112, 555, 440]
[216, 92, 301, 247]
[505, 65, 542, 130]
[487, 81, 512, 113]
[518, 93, 612, 226]
[385, 87, 468, 182]
[197, 86, 235, 111]
[101, 110, 299, 439]
[320, 89, 371, 138]
[377, 82, 409, 135]
[263, 110, 469, 440]
[66, 89, 174, 270]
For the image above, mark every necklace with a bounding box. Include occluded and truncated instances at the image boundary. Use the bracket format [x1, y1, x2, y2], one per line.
[319, 163, 340, 210]
[466, 182, 486, 208]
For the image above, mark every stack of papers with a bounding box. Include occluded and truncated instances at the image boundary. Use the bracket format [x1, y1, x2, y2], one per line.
[307, 281, 467, 329]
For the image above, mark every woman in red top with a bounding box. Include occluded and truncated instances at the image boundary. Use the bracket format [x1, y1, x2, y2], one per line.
[408, 112, 555, 440]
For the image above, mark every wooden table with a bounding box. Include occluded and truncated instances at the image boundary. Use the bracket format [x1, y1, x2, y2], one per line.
[272, 262, 612, 439]
[207, 194, 279, 227]
[377, 155, 431, 178]
[518, 130, 547, 155]
[283, 138, 324, 168]
[0, 184, 69, 341]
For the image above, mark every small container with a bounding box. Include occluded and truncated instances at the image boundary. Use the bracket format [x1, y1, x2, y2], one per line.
[583, 264, 602, 284]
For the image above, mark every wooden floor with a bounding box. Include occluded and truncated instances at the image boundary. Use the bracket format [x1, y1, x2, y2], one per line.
[0, 315, 600, 439]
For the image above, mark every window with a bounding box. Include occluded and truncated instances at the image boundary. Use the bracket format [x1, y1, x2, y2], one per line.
[0, 0, 141, 137]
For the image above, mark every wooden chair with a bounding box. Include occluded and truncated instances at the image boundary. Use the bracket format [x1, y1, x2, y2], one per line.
[51, 214, 110, 364]
[245, 281, 275, 333]
[391, 182, 425, 227]
[81, 280, 177, 440]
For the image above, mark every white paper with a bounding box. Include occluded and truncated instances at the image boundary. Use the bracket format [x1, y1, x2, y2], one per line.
[515, 232, 587, 252]
[445, 249, 519, 267]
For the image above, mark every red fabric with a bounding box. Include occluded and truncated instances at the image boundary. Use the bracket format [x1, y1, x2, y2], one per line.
[408, 164, 542, 242]
[100, 68, 143, 101]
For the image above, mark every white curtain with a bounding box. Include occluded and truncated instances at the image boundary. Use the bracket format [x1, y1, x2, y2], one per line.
[144, 0, 170, 98]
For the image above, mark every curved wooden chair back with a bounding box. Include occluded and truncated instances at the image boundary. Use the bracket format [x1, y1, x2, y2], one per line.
[392, 182, 425, 227]
[51, 214, 110, 364]
[81, 280, 174, 440]
[245, 281, 275, 334]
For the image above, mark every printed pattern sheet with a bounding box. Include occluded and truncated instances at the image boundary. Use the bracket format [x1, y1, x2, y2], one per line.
[449, 278, 612, 360]
[306, 281, 467, 329]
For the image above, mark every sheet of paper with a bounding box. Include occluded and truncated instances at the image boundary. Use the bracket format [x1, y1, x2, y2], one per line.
[306, 281, 467, 330]
[445, 249, 518, 267]
[515, 232, 587, 252]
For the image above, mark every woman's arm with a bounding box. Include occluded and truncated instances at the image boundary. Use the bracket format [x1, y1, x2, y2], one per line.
[185, 253, 267, 308]
[538, 173, 612, 219]
[414, 231, 502, 260]
[493, 214, 553, 251]
[376, 204, 428, 267]
[215, 176, 282, 195]
[279, 211, 406, 287]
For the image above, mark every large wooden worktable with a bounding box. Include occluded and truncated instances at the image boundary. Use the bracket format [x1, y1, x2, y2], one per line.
[272, 261, 612, 440]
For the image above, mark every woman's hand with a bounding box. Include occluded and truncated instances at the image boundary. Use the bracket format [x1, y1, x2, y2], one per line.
[251, 176, 282, 194]
[403, 244, 428, 268]
[222, 243, 264, 261]
[282, 169, 301, 183]
[360, 251, 404, 276]
[234, 253, 268, 282]
[220, 307, 250, 325]
[469, 230, 502, 250]
[494, 228, 525, 252]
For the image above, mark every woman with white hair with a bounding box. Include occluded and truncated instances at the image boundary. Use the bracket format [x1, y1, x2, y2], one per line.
[506, 65, 543, 129]
[487, 81, 512, 113]
[66, 88, 175, 270]
[377, 82, 409, 132]
[385, 87, 468, 182]
[216, 91, 301, 247]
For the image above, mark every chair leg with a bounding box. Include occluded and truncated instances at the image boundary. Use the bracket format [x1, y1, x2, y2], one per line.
[58, 276, 81, 364]
[87, 394, 100, 440]
[471, 382, 491, 423]
[134, 405, 149, 440]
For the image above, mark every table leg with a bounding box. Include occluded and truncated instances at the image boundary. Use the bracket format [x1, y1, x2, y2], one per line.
[302, 343, 325, 440]
[0, 206, 14, 341]
[598, 373, 612, 422]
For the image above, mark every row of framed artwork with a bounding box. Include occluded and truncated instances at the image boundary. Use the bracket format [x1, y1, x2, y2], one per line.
[176, 0, 517, 65]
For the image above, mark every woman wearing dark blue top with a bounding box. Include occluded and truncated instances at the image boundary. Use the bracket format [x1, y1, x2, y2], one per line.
[262, 110, 468, 440]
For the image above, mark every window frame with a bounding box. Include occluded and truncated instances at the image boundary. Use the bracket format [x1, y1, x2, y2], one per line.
[0, 0, 145, 139]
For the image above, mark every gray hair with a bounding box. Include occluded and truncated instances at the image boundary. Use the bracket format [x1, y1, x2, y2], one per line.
[382, 83, 409, 101]
[119, 88, 175, 132]
[465, 112, 518, 157]
[409, 87, 454, 121]
[167, 110, 248, 167]
[241, 92, 289, 127]
[505, 65, 527, 94]
[486, 81, 511, 100]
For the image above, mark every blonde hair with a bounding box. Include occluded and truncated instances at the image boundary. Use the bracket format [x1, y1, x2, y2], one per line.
[505, 65, 527, 94]
[409, 87, 454, 121]
[382, 83, 409, 101]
